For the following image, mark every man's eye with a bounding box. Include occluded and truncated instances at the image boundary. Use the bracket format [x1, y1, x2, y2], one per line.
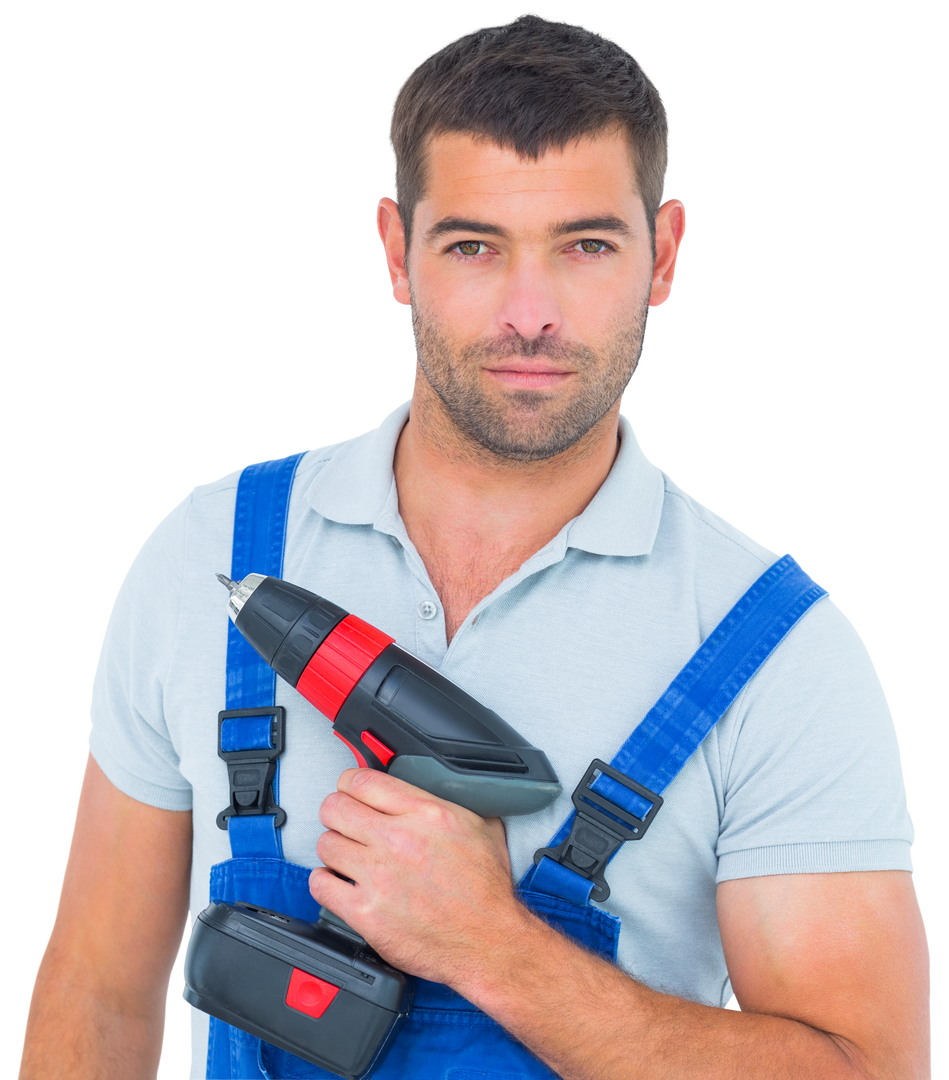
[451, 239, 485, 255]
[450, 239, 609, 258]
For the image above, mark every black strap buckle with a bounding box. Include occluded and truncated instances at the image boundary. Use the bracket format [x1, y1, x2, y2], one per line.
[216, 707, 287, 831]
[533, 758, 663, 902]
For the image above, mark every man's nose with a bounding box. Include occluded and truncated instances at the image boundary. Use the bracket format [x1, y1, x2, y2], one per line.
[495, 258, 563, 340]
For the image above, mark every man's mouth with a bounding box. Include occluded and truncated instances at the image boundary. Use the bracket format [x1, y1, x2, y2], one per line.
[484, 361, 575, 390]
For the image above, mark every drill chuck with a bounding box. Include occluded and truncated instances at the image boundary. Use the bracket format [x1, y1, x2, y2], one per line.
[217, 572, 264, 622]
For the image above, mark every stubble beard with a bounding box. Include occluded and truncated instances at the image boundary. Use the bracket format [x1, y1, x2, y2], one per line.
[410, 296, 650, 463]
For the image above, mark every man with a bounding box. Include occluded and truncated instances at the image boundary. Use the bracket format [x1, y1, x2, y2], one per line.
[20, 15, 928, 1080]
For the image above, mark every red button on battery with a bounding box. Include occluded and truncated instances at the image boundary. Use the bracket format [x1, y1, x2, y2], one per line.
[286, 967, 339, 1019]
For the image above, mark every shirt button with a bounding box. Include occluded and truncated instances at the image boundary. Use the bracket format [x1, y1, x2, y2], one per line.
[418, 600, 438, 620]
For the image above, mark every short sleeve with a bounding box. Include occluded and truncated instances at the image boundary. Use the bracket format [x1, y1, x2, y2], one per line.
[715, 597, 913, 881]
[89, 494, 194, 810]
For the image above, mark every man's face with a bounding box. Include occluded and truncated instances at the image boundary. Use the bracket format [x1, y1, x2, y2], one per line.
[395, 131, 664, 461]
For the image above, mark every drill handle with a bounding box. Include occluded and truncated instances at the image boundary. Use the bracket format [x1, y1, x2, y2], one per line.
[317, 906, 366, 943]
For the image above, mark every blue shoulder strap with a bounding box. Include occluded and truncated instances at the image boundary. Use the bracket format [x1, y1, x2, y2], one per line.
[223, 452, 305, 860]
[522, 554, 827, 904]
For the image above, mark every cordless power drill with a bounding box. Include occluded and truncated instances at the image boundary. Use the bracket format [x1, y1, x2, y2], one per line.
[183, 573, 562, 1079]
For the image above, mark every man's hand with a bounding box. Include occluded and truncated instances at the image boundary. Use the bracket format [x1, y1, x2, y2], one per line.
[310, 768, 929, 1079]
[309, 767, 526, 984]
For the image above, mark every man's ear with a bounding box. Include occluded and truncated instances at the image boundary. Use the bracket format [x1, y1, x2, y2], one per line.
[378, 198, 411, 306]
[649, 199, 686, 307]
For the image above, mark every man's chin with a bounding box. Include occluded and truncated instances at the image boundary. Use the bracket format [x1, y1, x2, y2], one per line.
[451, 409, 596, 463]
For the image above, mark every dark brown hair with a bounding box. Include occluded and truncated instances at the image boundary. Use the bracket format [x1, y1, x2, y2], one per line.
[391, 15, 668, 250]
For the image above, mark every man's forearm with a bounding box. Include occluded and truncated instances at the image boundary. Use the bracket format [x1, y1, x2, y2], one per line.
[20, 947, 166, 1080]
[455, 905, 867, 1080]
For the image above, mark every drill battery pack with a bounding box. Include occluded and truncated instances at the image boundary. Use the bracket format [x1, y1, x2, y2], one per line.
[184, 901, 413, 1080]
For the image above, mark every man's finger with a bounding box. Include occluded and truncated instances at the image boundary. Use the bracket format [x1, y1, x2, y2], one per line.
[319, 790, 383, 846]
[336, 765, 466, 817]
[309, 865, 357, 921]
[316, 829, 370, 884]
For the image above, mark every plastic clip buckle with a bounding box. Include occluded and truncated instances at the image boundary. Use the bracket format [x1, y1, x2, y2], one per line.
[216, 707, 287, 831]
[533, 758, 662, 902]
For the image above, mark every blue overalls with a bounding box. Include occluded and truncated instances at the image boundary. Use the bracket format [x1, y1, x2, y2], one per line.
[206, 454, 827, 1079]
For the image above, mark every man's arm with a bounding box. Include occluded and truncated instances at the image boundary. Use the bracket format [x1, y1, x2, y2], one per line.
[20, 755, 192, 1080]
[311, 768, 930, 1080]
[462, 871, 929, 1080]
[717, 872, 929, 1077]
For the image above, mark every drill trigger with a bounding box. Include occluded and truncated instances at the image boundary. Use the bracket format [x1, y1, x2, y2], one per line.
[334, 729, 370, 769]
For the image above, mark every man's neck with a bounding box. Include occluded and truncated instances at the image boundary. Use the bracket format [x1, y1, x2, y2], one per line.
[392, 379, 621, 639]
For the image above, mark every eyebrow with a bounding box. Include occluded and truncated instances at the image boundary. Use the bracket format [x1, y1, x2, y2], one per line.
[425, 214, 634, 244]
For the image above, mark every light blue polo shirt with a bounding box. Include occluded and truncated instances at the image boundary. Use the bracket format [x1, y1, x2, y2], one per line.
[90, 404, 912, 1072]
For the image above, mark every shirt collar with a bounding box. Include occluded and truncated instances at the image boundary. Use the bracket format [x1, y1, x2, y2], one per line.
[303, 403, 664, 557]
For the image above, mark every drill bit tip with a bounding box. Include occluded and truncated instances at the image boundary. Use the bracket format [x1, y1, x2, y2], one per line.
[216, 573, 238, 593]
